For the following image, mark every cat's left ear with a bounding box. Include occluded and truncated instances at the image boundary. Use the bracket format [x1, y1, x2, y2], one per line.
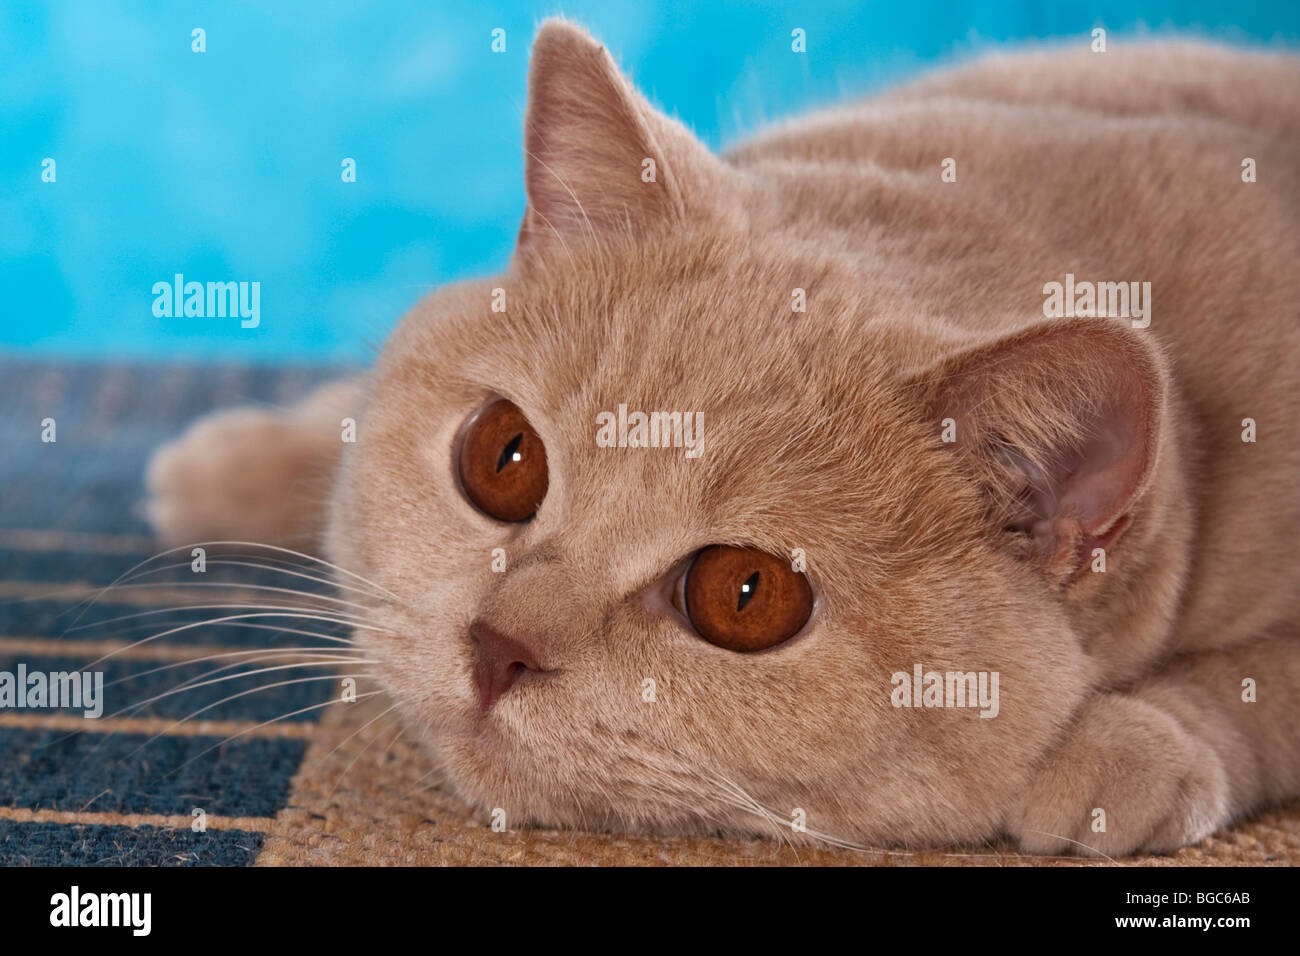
[516, 19, 737, 249]
[908, 317, 1167, 586]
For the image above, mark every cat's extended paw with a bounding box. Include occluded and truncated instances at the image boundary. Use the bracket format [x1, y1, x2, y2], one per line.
[145, 406, 329, 548]
[1010, 695, 1230, 857]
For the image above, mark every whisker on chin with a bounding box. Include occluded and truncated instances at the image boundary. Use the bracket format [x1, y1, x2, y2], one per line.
[704, 770, 873, 854]
[378, 725, 406, 762]
[627, 739, 901, 857]
[1022, 829, 1122, 865]
[697, 764, 1014, 860]
[322, 700, 401, 765]
[702, 770, 799, 854]
[324, 701, 404, 800]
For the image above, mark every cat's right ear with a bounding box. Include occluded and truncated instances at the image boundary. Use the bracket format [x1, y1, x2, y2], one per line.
[907, 317, 1168, 587]
[516, 19, 737, 250]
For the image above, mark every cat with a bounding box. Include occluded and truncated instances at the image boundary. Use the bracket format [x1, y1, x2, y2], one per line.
[144, 20, 1300, 856]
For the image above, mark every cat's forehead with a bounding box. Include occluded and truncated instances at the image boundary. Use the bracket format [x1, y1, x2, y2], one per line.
[512, 234, 902, 404]
[398, 236, 917, 484]
[520, 269, 914, 505]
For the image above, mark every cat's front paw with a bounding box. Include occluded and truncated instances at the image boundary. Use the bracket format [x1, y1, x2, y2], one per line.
[1010, 695, 1229, 857]
[145, 406, 326, 547]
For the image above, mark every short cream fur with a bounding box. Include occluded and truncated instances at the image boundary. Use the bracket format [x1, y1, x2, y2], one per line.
[146, 21, 1300, 855]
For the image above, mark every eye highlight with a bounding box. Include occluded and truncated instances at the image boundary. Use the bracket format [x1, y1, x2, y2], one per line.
[457, 399, 548, 522]
[683, 545, 813, 652]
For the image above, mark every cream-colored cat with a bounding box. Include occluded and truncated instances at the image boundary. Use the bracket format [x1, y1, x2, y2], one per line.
[145, 21, 1300, 856]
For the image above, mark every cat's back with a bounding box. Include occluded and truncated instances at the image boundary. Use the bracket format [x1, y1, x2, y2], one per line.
[728, 42, 1300, 173]
[726, 41, 1300, 406]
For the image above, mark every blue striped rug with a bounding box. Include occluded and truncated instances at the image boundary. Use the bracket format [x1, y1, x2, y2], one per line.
[0, 357, 353, 865]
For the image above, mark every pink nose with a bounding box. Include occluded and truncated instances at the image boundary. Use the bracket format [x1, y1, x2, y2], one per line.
[469, 620, 543, 711]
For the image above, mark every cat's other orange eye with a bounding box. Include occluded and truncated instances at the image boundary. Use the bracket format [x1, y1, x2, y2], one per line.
[457, 399, 549, 522]
[684, 546, 813, 652]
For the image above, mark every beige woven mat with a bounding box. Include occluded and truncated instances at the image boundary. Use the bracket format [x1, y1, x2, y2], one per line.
[256, 698, 1300, 866]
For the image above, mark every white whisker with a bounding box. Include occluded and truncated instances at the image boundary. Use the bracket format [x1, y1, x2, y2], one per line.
[118, 556, 384, 603]
[75, 609, 387, 668]
[111, 662, 377, 723]
[62, 539, 402, 632]
[325, 701, 403, 799]
[101, 646, 369, 688]
[79, 619, 357, 648]
[87, 580, 377, 614]
[167, 690, 385, 774]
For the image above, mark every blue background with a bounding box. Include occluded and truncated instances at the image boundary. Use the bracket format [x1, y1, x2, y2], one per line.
[4, 1, 1297, 363]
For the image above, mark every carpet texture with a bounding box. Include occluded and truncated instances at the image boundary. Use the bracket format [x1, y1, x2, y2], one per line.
[1, 356, 1296, 866]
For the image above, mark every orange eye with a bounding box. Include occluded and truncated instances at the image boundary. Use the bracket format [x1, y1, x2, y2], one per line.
[683, 546, 813, 652]
[457, 399, 549, 522]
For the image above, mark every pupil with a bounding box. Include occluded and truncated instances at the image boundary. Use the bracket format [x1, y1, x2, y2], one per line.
[737, 571, 760, 612]
[497, 433, 524, 473]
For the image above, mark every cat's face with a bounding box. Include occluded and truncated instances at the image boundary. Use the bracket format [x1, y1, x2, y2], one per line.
[328, 21, 1162, 846]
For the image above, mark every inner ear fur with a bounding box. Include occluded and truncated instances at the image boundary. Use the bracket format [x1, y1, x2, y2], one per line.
[911, 317, 1167, 584]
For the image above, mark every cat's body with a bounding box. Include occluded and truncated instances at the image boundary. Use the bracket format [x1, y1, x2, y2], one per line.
[731, 42, 1300, 662]
[146, 24, 1300, 856]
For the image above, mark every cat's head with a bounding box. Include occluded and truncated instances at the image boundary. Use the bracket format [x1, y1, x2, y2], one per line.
[328, 20, 1175, 846]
